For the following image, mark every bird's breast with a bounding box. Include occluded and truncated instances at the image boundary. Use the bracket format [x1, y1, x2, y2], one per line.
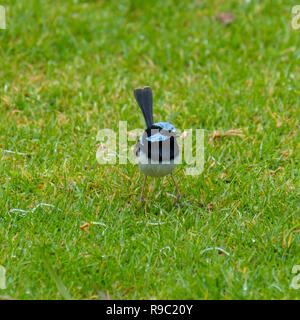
[137, 152, 179, 177]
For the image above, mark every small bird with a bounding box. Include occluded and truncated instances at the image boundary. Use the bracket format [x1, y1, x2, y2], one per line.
[133, 86, 181, 202]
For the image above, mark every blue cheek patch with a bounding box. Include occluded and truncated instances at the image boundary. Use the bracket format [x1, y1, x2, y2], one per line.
[146, 132, 168, 142]
[139, 133, 168, 144]
[139, 122, 176, 145]
[154, 122, 175, 131]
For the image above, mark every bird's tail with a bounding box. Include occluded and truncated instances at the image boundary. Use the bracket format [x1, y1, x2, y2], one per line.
[134, 87, 154, 128]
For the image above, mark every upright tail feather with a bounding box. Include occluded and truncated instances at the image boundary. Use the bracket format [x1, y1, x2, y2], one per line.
[134, 86, 154, 128]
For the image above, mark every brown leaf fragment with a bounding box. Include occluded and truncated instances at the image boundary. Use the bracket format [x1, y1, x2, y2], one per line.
[270, 167, 284, 175]
[207, 202, 213, 212]
[209, 128, 245, 141]
[282, 149, 293, 158]
[80, 223, 90, 232]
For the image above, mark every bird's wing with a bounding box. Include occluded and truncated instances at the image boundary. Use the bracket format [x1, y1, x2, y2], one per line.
[133, 140, 141, 157]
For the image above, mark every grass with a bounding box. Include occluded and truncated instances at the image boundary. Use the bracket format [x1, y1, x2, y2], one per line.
[0, 0, 299, 300]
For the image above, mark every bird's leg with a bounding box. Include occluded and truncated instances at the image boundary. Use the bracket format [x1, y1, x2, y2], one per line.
[170, 172, 181, 201]
[140, 175, 147, 203]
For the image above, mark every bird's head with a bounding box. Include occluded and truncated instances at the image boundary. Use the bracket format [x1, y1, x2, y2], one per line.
[144, 122, 179, 142]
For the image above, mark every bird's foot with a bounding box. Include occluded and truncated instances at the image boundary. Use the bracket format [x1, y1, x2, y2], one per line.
[170, 173, 181, 203]
[140, 175, 147, 204]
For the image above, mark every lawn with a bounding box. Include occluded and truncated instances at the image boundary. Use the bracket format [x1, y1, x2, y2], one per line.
[0, 0, 299, 300]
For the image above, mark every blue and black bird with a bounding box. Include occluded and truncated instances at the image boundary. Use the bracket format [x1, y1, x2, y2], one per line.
[133, 86, 181, 202]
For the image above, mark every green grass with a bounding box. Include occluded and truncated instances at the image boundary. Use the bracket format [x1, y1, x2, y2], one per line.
[0, 0, 299, 300]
